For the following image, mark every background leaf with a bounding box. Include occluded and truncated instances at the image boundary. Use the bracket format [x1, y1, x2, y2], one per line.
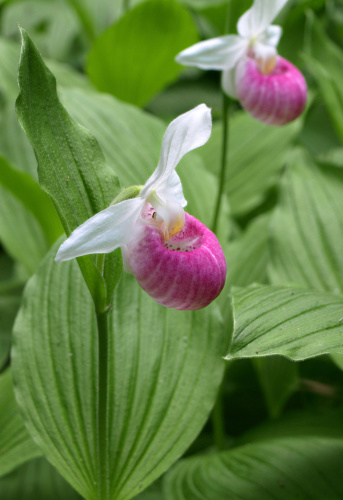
[12, 241, 225, 500]
[163, 437, 343, 500]
[227, 285, 343, 361]
[253, 357, 298, 419]
[269, 148, 343, 294]
[0, 457, 81, 499]
[0, 369, 41, 476]
[87, 0, 198, 106]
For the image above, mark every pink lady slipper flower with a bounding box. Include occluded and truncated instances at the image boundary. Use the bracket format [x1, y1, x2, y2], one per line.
[55, 105, 227, 310]
[176, 0, 307, 126]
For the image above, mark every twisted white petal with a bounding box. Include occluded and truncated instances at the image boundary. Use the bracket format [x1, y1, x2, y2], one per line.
[55, 198, 143, 262]
[237, 0, 288, 38]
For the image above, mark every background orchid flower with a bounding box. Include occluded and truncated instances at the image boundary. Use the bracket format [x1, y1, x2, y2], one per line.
[55, 104, 227, 310]
[176, 0, 307, 126]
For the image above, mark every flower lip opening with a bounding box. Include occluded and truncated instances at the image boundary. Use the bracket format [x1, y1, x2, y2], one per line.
[164, 234, 203, 252]
[255, 53, 277, 75]
[164, 217, 204, 252]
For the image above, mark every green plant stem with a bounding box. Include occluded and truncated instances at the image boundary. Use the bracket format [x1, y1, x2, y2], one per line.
[97, 311, 110, 499]
[66, 0, 96, 42]
[212, 375, 226, 450]
[211, 92, 230, 233]
[96, 253, 105, 276]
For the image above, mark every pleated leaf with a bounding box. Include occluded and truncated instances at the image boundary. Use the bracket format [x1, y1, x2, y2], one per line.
[0, 457, 81, 499]
[224, 214, 298, 416]
[0, 286, 22, 372]
[163, 437, 343, 500]
[12, 241, 225, 500]
[87, 0, 198, 107]
[269, 148, 343, 294]
[227, 285, 343, 361]
[16, 30, 122, 310]
[0, 369, 41, 476]
[303, 17, 343, 142]
[198, 113, 301, 216]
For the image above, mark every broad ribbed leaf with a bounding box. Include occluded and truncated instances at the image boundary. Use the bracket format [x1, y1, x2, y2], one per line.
[224, 214, 298, 416]
[0, 286, 22, 372]
[304, 17, 343, 142]
[269, 149, 343, 294]
[198, 113, 301, 216]
[16, 30, 122, 310]
[226, 214, 270, 288]
[87, 0, 198, 106]
[59, 88, 231, 242]
[12, 241, 225, 500]
[163, 437, 343, 500]
[227, 285, 343, 361]
[0, 457, 81, 499]
[0, 369, 41, 476]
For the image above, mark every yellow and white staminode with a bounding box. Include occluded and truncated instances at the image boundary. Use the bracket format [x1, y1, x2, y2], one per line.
[55, 105, 212, 263]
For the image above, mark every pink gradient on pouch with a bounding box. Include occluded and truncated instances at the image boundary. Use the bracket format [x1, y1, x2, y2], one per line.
[236, 56, 307, 126]
[126, 212, 227, 310]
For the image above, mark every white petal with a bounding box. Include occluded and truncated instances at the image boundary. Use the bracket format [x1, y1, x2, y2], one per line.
[157, 170, 187, 208]
[175, 35, 248, 70]
[221, 67, 238, 98]
[141, 104, 212, 197]
[237, 0, 288, 38]
[253, 42, 277, 61]
[55, 198, 144, 262]
[260, 25, 282, 47]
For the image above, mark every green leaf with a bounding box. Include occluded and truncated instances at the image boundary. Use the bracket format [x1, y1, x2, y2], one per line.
[239, 408, 343, 444]
[163, 437, 343, 500]
[0, 187, 50, 274]
[0, 369, 41, 476]
[253, 357, 298, 418]
[0, 156, 62, 245]
[0, 286, 22, 372]
[12, 241, 225, 500]
[303, 16, 343, 142]
[16, 29, 122, 310]
[269, 149, 343, 294]
[59, 87, 231, 242]
[198, 113, 301, 216]
[0, 457, 81, 499]
[227, 284, 343, 361]
[226, 214, 270, 288]
[87, 0, 199, 107]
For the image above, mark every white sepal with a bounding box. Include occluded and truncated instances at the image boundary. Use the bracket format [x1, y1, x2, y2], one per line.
[141, 104, 212, 197]
[237, 0, 288, 38]
[55, 198, 143, 262]
[176, 36, 248, 70]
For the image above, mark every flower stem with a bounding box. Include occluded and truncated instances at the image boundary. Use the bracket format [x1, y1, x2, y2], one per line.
[212, 374, 226, 450]
[96, 310, 110, 499]
[211, 92, 230, 234]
